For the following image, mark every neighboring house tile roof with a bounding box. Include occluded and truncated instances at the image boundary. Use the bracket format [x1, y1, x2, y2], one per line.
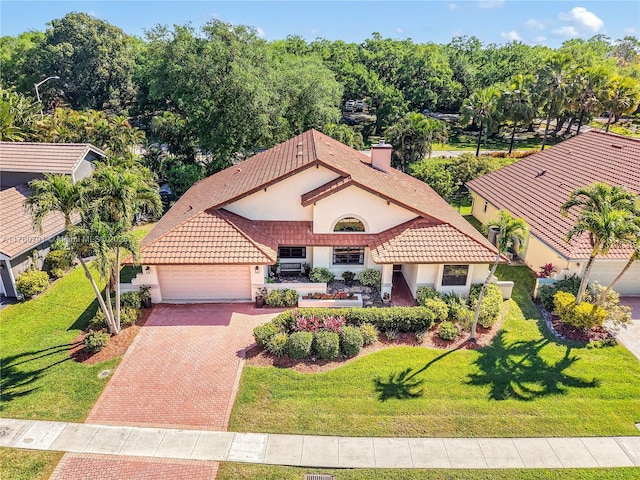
[0, 184, 67, 258]
[0, 142, 106, 175]
[141, 129, 499, 264]
[466, 130, 640, 261]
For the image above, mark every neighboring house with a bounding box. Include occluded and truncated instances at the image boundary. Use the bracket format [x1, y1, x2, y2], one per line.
[135, 129, 501, 304]
[0, 142, 106, 298]
[467, 129, 640, 296]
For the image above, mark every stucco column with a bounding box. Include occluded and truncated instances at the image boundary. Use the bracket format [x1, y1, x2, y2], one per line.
[381, 264, 393, 298]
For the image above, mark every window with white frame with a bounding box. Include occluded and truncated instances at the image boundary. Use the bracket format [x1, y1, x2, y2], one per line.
[332, 247, 365, 265]
[278, 246, 306, 258]
[441, 265, 469, 286]
[334, 217, 365, 232]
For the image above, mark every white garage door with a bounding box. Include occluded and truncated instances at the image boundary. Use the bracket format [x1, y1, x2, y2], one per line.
[158, 265, 251, 301]
[591, 261, 640, 296]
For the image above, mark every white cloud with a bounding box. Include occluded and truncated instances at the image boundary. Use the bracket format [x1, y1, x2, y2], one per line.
[558, 7, 604, 34]
[525, 18, 546, 30]
[396, 27, 404, 34]
[256, 27, 266, 39]
[448, 4, 459, 11]
[478, 0, 505, 9]
[624, 27, 637, 35]
[552, 25, 579, 38]
[534, 36, 547, 43]
[501, 30, 522, 42]
[309, 28, 319, 35]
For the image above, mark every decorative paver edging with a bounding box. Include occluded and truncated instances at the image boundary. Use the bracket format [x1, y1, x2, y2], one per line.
[2, 418, 640, 469]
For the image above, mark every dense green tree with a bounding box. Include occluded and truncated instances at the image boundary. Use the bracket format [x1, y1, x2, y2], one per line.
[0, 87, 39, 141]
[602, 75, 640, 131]
[35, 13, 138, 111]
[321, 123, 364, 150]
[385, 112, 447, 172]
[460, 86, 501, 156]
[538, 55, 572, 150]
[0, 31, 45, 93]
[500, 74, 536, 155]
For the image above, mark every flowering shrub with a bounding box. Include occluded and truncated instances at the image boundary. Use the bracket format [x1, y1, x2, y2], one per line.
[294, 315, 345, 333]
[538, 263, 557, 278]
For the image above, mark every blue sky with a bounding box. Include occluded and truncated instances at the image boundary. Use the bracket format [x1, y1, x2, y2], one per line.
[1, 1, 638, 47]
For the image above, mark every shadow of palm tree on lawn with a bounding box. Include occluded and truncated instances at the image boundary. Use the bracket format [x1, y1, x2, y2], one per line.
[468, 331, 599, 401]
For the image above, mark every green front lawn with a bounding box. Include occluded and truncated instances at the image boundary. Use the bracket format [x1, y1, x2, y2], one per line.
[217, 464, 640, 480]
[229, 266, 640, 437]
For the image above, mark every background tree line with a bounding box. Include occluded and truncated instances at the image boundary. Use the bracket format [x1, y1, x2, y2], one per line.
[1, 12, 639, 196]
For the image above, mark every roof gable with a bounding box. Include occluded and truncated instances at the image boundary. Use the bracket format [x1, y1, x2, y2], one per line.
[0, 142, 106, 176]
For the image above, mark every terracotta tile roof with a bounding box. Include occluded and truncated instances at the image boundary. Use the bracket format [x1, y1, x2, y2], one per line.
[139, 209, 277, 265]
[0, 184, 68, 258]
[142, 130, 498, 263]
[371, 218, 500, 264]
[0, 142, 106, 175]
[467, 130, 640, 260]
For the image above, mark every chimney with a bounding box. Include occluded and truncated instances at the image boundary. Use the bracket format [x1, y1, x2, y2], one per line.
[370, 140, 392, 172]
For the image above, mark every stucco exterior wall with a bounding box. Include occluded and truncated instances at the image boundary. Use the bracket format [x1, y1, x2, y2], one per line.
[312, 246, 377, 277]
[312, 185, 416, 234]
[225, 165, 337, 221]
[470, 191, 501, 226]
[521, 233, 567, 274]
[72, 158, 96, 183]
[401, 264, 419, 297]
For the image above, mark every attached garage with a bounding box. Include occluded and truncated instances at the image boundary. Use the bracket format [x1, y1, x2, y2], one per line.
[590, 261, 640, 296]
[158, 265, 251, 302]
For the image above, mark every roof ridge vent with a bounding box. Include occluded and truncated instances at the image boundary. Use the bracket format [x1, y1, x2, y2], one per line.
[535, 169, 547, 178]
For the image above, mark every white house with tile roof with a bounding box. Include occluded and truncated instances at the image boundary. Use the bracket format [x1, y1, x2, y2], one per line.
[136, 130, 502, 304]
[467, 130, 640, 296]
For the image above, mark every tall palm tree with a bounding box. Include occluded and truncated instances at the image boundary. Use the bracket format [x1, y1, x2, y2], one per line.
[500, 74, 536, 155]
[25, 174, 85, 231]
[573, 66, 610, 135]
[538, 56, 571, 150]
[560, 183, 638, 304]
[460, 86, 501, 157]
[470, 211, 529, 342]
[602, 75, 640, 132]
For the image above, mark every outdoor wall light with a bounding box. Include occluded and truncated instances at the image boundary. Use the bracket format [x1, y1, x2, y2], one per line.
[145, 266, 151, 274]
[255, 266, 260, 274]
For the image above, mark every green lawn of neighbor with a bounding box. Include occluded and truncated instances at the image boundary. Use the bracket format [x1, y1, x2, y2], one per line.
[433, 131, 564, 153]
[217, 464, 640, 480]
[229, 265, 640, 438]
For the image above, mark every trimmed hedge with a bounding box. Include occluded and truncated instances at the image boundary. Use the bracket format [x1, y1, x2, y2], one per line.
[273, 306, 436, 333]
[553, 291, 606, 330]
[539, 274, 581, 311]
[265, 288, 299, 307]
[287, 331, 313, 359]
[313, 330, 340, 360]
[340, 326, 364, 357]
[120, 306, 140, 327]
[253, 322, 280, 349]
[357, 269, 381, 289]
[469, 284, 503, 328]
[16, 269, 49, 299]
[359, 323, 379, 346]
[416, 286, 440, 305]
[424, 299, 449, 322]
[121, 291, 142, 309]
[44, 250, 72, 278]
[84, 330, 110, 353]
[309, 267, 335, 283]
[438, 321, 459, 340]
[267, 332, 289, 357]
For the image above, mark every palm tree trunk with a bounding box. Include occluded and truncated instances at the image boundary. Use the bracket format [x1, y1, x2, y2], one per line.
[576, 253, 597, 304]
[475, 121, 483, 157]
[576, 110, 585, 134]
[605, 114, 612, 133]
[541, 108, 553, 151]
[105, 282, 115, 330]
[595, 255, 638, 306]
[508, 122, 517, 155]
[470, 252, 502, 341]
[115, 249, 121, 332]
[78, 256, 119, 334]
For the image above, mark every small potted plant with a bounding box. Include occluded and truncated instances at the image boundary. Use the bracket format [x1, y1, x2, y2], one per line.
[139, 285, 152, 308]
[382, 292, 391, 305]
[255, 287, 267, 308]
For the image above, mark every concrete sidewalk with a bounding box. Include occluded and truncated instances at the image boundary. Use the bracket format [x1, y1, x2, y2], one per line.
[2, 418, 639, 469]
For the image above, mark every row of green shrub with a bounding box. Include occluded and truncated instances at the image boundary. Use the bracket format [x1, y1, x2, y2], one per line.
[273, 305, 436, 334]
[15, 243, 75, 299]
[265, 288, 298, 307]
[254, 322, 378, 360]
[308, 267, 382, 289]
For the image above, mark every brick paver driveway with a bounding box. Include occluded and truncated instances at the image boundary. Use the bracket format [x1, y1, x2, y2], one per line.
[51, 303, 279, 480]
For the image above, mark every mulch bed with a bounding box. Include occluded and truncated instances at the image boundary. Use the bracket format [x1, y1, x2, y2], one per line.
[549, 313, 614, 343]
[70, 308, 152, 364]
[244, 316, 502, 374]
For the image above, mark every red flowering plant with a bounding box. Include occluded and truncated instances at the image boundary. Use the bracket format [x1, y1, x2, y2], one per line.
[538, 263, 558, 278]
[294, 314, 346, 333]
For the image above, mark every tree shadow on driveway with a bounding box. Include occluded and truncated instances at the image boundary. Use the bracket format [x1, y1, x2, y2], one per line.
[468, 331, 599, 401]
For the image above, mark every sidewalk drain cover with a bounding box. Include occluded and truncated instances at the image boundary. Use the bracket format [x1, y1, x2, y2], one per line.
[98, 369, 112, 379]
[305, 476, 335, 480]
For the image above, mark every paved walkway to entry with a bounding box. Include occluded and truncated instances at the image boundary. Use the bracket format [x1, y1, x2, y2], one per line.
[52, 303, 281, 479]
[617, 297, 640, 362]
[2, 418, 640, 470]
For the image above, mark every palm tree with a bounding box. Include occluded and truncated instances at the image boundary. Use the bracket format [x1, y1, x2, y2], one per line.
[470, 211, 529, 342]
[538, 56, 571, 150]
[560, 183, 638, 304]
[460, 86, 501, 157]
[602, 75, 640, 132]
[573, 66, 610, 135]
[595, 212, 640, 306]
[25, 174, 85, 231]
[500, 74, 536, 155]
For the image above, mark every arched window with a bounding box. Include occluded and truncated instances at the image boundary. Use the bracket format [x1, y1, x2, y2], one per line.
[333, 217, 365, 232]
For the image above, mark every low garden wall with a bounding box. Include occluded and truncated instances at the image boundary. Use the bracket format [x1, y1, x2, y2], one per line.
[263, 282, 327, 297]
[298, 294, 363, 308]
